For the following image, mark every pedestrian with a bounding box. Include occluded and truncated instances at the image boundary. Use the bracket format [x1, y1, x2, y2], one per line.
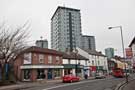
[84, 72, 88, 79]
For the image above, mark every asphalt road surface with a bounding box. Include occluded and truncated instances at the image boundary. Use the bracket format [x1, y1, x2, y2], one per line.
[19, 77, 126, 90]
[42, 77, 125, 90]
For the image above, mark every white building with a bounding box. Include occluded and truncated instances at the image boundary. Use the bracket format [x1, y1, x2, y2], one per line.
[76, 47, 108, 76]
[129, 37, 135, 69]
[51, 6, 82, 52]
[62, 52, 89, 78]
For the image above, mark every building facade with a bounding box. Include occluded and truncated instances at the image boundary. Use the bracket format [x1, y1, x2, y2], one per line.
[14, 46, 63, 81]
[105, 48, 114, 59]
[62, 52, 89, 78]
[51, 6, 82, 52]
[81, 35, 96, 50]
[76, 47, 108, 77]
[36, 39, 48, 48]
[129, 37, 135, 69]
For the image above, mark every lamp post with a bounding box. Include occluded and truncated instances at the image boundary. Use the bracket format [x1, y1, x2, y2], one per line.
[74, 49, 78, 76]
[108, 26, 128, 83]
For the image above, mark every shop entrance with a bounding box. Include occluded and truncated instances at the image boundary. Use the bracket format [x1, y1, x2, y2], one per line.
[47, 69, 52, 79]
[37, 69, 45, 79]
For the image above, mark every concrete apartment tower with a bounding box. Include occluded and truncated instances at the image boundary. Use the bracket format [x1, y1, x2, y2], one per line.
[81, 35, 96, 50]
[51, 6, 82, 52]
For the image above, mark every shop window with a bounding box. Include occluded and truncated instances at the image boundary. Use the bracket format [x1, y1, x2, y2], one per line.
[37, 69, 45, 79]
[77, 69, 81, 73]
[54, 69, 61, 77]
[48, 55, 52, 64]
[24, 70, 30, 80]
[39, 54, 44, 63]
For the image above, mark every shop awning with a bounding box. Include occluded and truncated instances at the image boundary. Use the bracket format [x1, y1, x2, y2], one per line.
[63, 64, 84, 69]
[20, 65, 64, 69]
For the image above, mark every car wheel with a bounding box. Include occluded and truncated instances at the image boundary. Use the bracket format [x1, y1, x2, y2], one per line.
[70, 80, 73, 83]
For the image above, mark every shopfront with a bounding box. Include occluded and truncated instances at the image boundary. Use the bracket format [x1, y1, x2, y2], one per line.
[84, 66, 90, 77]
[63, 64, 83, 77]
[90, 66, 96, 76]
[96, 66, 103, 72]
[21, 65, 63, 81]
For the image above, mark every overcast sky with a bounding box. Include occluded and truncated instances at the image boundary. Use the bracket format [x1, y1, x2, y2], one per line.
[0, 0, 135, 56]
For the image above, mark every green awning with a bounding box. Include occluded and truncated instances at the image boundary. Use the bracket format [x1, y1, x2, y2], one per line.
[63, 64, 83, 69]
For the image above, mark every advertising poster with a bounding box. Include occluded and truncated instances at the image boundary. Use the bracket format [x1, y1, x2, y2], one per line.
[24, 53, 31, 64]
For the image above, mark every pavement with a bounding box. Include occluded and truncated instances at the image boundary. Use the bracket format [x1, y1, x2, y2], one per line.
[0, 77, 95, 90]
[114, 74, 135, 90]
[122, 79, 135, 90]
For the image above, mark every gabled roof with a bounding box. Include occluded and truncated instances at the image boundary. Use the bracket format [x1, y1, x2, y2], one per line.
[62, 52, 89, 60]
[83, 49, 106, 57]
[129, 36, 135, 47]
[21, 46, 63, 56]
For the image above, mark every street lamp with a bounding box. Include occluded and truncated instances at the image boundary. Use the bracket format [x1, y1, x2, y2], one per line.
[108, 26, 128, 83]
[74, 49, 78, 76]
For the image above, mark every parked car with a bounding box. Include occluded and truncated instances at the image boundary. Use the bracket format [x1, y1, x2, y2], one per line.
[95, 72, 106, 79]
[62, 75, 80, 83]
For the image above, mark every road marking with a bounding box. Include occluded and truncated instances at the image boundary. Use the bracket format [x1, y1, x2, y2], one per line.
[42, 78, 112, 90]
[73, 85, 90, 90]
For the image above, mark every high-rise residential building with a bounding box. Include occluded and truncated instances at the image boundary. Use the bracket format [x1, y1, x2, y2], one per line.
[81, 35, 96, 50]
[105, 48, 114, 59]
[36, 39, 48, 48]
[51, 6, 82, 52]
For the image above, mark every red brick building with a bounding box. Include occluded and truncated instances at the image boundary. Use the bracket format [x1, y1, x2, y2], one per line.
[14, 46, 63, 81]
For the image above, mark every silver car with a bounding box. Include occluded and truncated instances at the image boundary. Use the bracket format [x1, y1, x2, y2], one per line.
[95, 73, 106, 79]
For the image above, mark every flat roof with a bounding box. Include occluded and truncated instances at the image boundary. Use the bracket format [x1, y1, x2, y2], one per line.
[82, 35, 95, 37]
[51, 6, 80, 20]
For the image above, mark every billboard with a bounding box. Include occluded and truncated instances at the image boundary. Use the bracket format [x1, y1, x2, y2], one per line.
[125, 48, 133, 59]
[24, 53, 31, 64]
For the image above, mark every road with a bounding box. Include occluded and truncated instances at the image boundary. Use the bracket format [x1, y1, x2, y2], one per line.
[19, 77, 126, 90]
[42, 77, 125, 90]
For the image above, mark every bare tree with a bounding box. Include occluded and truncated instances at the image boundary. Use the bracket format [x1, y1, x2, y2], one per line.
[0, 22, 30, 82]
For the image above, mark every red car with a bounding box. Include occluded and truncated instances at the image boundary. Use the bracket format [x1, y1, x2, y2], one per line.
[62, 75, 80, 83]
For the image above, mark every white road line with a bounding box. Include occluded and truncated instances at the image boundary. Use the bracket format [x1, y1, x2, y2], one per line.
[73, 85, 91, 90]
[42, 78, 109, 90]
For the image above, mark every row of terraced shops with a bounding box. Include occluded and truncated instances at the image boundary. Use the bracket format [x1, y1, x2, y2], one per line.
[13, 46, 107, 82]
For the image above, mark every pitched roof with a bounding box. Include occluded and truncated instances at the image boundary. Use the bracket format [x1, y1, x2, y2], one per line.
[62, 52, 89, 60]
[22, 46, 63, 56]
[129, 36, 135, 47]
[83, 49, 106, 57]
